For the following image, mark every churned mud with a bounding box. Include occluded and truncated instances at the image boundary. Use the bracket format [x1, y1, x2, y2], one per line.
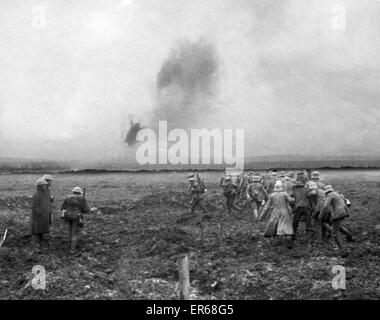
[0, 171, 380, 299]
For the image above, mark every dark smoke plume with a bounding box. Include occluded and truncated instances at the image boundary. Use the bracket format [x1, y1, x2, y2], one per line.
[125, 38, 219, 146]
[155, 38, 219, 129]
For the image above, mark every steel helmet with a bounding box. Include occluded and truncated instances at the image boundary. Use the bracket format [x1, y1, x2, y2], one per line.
[72, 186, 83, 194]
[36, 178, 48, 186]
[42, 174, 53, 181]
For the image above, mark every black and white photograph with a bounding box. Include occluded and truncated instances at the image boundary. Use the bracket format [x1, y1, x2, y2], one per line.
[0, 0, 379, 304]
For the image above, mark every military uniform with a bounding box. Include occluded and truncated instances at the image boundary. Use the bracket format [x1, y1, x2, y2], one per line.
[222, 179, 240, 213]
[321, 186, 353, 252]
[290, 182, 312, 239]
[306, 184, 328, 241]
[188, 181, 207, 214]
[31, 179, 51, 251]
[61, 189, 90, 253]
[246, 178, 268, 218]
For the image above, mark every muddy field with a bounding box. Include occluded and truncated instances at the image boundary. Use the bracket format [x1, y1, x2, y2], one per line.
[0, 170, 380, 300]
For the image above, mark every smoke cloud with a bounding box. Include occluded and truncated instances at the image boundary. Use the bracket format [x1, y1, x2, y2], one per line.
[155, 39, 219, 128]
[126, 38, 220, 144]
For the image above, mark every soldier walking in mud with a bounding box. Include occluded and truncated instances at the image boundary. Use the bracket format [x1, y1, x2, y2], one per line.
[320, 185, 354, 256]
[188, 176, 207, 215]
[61, 187, 90, 253]
[221, 176, 241, 214]
[290, 181, 313, 240]
[31, 179, 52, 253]
[259, 181, 295, 249]
[246, 175, 268, 219]
[236, 172, 249, 205]
[306, 181, 328, 242]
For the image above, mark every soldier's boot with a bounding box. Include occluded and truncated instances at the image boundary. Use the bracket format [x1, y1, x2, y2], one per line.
[286, 236, 294, 249]
[31, 234, 42, 253]
[339, 226, 354, 242]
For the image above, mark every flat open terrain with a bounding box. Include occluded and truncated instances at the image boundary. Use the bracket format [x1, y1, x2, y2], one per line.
[1, 170, 380, 299]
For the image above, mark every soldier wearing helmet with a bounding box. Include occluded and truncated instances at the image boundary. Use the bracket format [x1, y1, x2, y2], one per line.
[188, 176, 207, 215]
[31, 179, 51, 252]
[61, 186, 90, 253]
[42, 174, 54, 225]
[246, 175, 268, 219]
[221, 176, 241, 214]
[305, 171, 325, 191]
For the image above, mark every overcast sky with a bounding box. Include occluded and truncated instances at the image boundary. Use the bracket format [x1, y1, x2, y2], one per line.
[0, 0, 379, 162]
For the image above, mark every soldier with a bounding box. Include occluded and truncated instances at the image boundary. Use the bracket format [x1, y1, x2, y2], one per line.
[279, 171, 286, 180]
[296, 171, 308, 184]
[42, 174, 54, 226]
[287, 172, 296, 183]
[265, 171, 277, 195]
[188, 177, 207, 215]
[246, 175, 268, 219]
[61, 187, 90, 253]
[290, 181, 312, 240]
[282, 174, 294, 194]
[221, 176, 241, 214]
[306, 181, 328, 242]
[306, 171, 325, 190]
[320, 185, 354, 256]
[31, 179, 51, 253]
[259, 181, 295, 248]
[237, 172, 249, 204]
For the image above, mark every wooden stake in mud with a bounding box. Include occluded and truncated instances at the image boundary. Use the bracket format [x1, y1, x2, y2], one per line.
[0, 229, 8, 248]
[178, 255, 190, 300]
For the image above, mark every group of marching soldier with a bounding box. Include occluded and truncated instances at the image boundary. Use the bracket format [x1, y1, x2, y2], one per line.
[188, 170, 354, 256]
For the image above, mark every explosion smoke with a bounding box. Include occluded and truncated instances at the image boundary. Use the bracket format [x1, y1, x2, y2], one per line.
[125, 38, 220, 146]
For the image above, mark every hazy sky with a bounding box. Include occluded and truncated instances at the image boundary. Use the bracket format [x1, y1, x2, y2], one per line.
[0, 0, 379, 162]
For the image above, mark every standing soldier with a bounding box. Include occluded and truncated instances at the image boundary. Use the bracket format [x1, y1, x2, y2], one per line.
[259, 181, 295, 248]
[246, 175, 268, 219]
[61, 187, 90, 254]
[296, 171, 308, 184]
[42, 175, 54, 226]
[320, 185, 354, 256]
[221, 176, 241, 214]
[237, 172, 249, 204]
[31, 179, 51, 253]
[290, 181, 313, 240]
[188, 177, 207, 215]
